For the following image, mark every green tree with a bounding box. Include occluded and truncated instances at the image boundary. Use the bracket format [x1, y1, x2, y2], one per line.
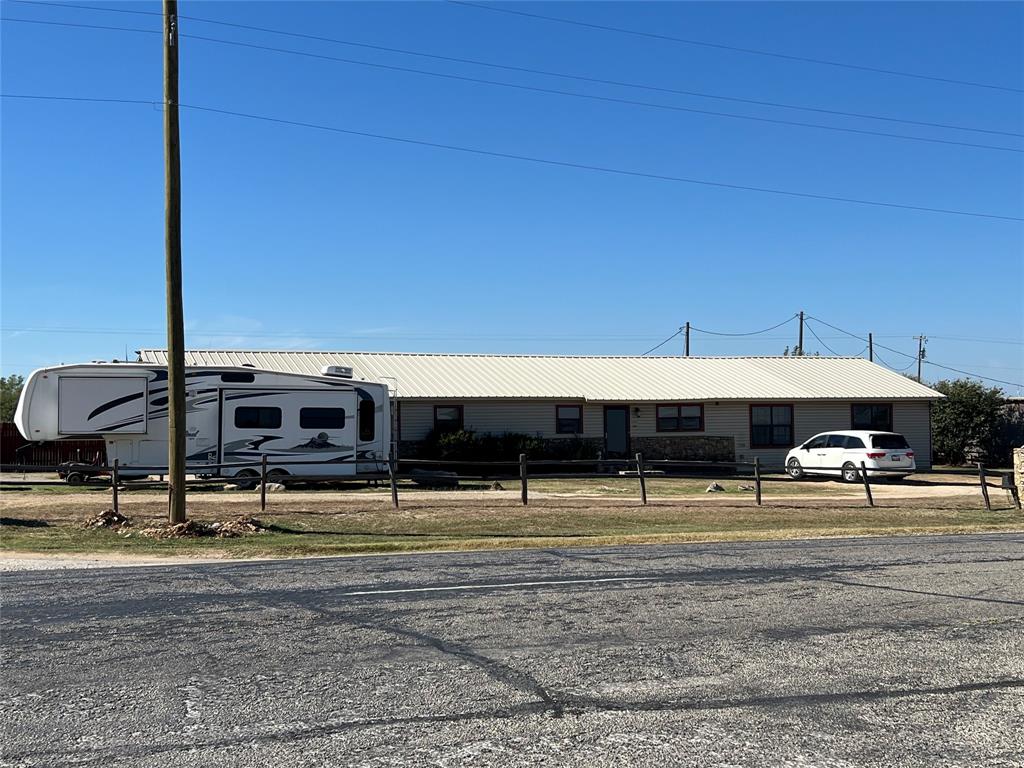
[931, 379, 1005, 465]
[0, 374, 24, 422]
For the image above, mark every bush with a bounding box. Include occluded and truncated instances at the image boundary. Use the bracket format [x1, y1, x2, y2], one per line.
[420, 429, 546, 461]
[931, 379, 1007, 465]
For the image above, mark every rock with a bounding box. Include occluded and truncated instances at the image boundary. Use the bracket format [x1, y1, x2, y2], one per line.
[265, 482, 287, 492]
[738, 484, 755, 492]
[705, 482, 725, 493]
[490, 481, 505, 491]
[83, 508, 131, 529]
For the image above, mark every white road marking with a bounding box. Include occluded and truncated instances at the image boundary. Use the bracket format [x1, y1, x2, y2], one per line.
[343, 576, 657, 596]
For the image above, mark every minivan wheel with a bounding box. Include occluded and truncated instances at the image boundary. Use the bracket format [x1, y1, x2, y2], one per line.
[841, 462, 860, 483]
[786, 458, 804, 479]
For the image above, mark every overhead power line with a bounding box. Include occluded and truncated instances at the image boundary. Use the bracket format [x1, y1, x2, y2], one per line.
[641, 328, 684, 356]
[922, 361, 1023, 388]
[4, 93, 1022, 222]
[804, 320, 844, 356]
[689, 314, 799, 337]
[6, 17, 1019, 154]
[10, 0, 1021, 138]
[450, 0, 1024, 94]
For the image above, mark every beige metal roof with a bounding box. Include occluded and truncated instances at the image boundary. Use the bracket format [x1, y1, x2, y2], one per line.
[137, 349, 943, 401]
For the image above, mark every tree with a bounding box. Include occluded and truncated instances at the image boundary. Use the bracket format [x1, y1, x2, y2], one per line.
[931, 379, 1005, 465]
[0, 374, 24, 423]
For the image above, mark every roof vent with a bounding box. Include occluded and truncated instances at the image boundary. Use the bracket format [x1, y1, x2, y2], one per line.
[321, 365, 353, 379]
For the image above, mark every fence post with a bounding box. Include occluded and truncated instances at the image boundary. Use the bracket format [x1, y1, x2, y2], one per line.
[977, 462, 991, 511]
[260, 454, 268, 513]
[111, 459, 120, 515]
[635, 452, 647, 505]
[859, 461, 874, 507]
[520, 453, 528, 506]
[388, 453, 399, 509]
[754, 457, 762, 507]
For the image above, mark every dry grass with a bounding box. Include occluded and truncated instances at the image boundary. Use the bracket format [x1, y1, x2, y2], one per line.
[1, 481, 1019, 559]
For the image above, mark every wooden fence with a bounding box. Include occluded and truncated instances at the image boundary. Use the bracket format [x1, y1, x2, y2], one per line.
[0, 423, 105, 467]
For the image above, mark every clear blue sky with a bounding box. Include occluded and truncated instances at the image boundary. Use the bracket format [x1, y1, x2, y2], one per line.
[2, 1, 1022, 391]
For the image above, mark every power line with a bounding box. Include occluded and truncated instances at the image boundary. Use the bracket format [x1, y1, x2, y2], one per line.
[450, 0, 1024, 94]
[641, 328, 684, 356]
[7, 17, 1019, 154]
[689, 315, 800, 337]
[923, 360, 1023, 388]
[804, 320, 844, 356]
[5, 93, 1022, 222]
[10, 0, 1021, 139]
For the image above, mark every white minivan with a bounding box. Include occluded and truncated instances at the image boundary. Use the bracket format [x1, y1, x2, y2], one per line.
[785, 430, 916, 482]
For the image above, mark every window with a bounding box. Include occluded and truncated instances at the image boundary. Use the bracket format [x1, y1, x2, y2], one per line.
[234, 407, 281, 429]
[805, 435, 828, 450]
[750, 405, 793, 448]
[300, 407, 345, 430]
[826, 434, 847, 448]
[434, 405, 463, 434]
[852, 403, 893, 431]
[846, 436, 866, 449]
[221, 372, 255, 383]
[359, 400, 375, 441]
[656, 404, 703, 432]
[871, 433, 909, 450]
[556, 405, 583, 434]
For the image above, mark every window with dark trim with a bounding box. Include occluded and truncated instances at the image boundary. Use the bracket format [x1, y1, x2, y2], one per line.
[851, 403, 893, 431]
[434, 405, 463, 434]
[359, 400, 375, 441]
[234, 406, 281, 429]
[750, 404, 793, 448]
[300, 407, 345, 430]
[555, 405, 583, 434]
[656, 404, 704, 432]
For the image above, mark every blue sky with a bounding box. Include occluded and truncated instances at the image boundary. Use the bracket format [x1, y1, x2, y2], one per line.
[2, 1, 1022, 391]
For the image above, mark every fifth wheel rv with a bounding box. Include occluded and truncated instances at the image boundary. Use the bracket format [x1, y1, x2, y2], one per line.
[13, 363, 392, 482]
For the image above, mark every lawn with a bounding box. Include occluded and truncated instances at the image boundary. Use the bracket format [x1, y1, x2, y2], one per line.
[1, 481, 1018, 559]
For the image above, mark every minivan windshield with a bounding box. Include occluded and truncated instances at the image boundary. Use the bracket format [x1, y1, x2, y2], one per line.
[871, 434, 909, 449]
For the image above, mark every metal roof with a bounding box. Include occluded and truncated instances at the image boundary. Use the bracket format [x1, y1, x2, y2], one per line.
[137, 349, 943, 401]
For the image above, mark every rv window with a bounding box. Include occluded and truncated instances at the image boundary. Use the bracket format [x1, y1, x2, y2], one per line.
[359, 400, 375, 441]
[300, 408, 345, 430]
[234, 407, 281, 429]
[221, 372, 256, 383]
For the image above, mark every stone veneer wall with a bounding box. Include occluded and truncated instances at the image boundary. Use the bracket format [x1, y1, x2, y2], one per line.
[1015, 447, 1024, 502]
[632, 436, 735, 462]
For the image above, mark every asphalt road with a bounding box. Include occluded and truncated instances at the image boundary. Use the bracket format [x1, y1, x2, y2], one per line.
[2, 534, 1022, 767]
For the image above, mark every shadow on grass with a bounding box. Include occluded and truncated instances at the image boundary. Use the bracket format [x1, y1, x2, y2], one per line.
[263, 523, 596, 540]
[0, 517, 51, 528]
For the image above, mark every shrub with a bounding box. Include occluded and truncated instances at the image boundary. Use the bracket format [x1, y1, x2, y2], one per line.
[931, 379, 1007, 465]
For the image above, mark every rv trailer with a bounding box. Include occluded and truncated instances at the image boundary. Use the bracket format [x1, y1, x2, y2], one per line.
[13, 363, 392, 482]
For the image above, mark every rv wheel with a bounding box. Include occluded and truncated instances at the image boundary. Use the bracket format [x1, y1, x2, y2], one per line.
[233, 469, 259, 490]
[268, 468, 290, 487]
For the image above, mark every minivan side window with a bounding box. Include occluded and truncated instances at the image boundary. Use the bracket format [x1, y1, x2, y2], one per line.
[846, 436, 866, 449]
[826, 434, 847, 448]
[805, 435, 828, 449]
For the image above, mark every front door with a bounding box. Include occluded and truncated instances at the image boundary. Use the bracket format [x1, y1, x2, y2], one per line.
[604, 406, 630, 459]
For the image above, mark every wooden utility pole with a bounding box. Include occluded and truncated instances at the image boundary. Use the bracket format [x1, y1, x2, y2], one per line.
[914, 335, 927, 383]
[868, 332, 874, 362]
[684, 322, 690, 357]
[164, 0, 186, 524]
[797, 311, 804, 356]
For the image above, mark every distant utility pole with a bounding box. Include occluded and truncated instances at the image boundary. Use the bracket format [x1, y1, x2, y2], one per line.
[915, 335, 927, 383]
[164, 0, 186, 524]
[684, 322, 690, 357]
[868, 332, 874, 362]
[797, 311, 805, 356]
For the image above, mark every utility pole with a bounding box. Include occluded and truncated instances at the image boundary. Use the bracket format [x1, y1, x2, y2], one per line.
[164, 0, 186, 524]
[684, 321, 690, 357]
[914, 335, 927, 383]
[797, 311, 804, 356]
[868, 332, 873, 362]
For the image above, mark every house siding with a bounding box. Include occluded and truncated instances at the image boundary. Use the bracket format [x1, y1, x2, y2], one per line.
[397, 399, 934, 468]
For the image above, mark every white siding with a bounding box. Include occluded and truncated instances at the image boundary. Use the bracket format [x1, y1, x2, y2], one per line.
[398, 398, 934, 467]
